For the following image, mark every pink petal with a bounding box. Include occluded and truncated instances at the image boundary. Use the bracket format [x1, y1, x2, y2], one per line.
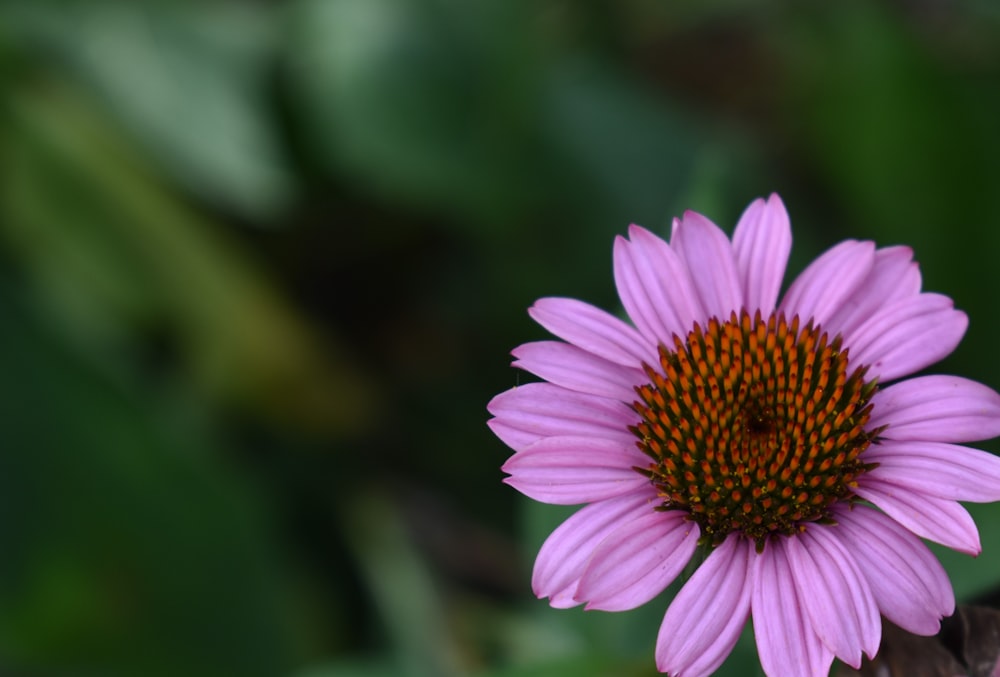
[501, 436, 650, 505]
[869, 376, 1000, 443]
[833, 504, 954, 635]
[528, 297, 657, 367]
[532, 491, 658, 608]
[854, 478, 981, 555]
[576, 510, 699, 611]
[824, 246, 921, 339]
[511, 341, 647, 402]
[487, 383, 638, 452]
[671, 210, 743, 320]
[779, 240, 875, 328]
[613, 228, 702, 344]
[864, 440, 1000, 503]
[732, 193, 792, 314]
[656, 535, 751, 677]
[843, 294, 967, 381]
[752, 537, 834, 677]
[786, 527, 880, 668]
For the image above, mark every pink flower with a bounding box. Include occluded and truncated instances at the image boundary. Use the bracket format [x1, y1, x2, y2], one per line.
[488, 194, 1000, 676]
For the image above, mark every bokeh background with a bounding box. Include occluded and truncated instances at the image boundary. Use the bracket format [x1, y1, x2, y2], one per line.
[2, 1, 1000, 676]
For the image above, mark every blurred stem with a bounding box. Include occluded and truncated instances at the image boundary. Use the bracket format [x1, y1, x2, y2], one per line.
[339, 489, 462, 677]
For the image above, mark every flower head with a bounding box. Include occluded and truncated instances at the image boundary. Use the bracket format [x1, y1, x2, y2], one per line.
[488, 194, 1000, 677]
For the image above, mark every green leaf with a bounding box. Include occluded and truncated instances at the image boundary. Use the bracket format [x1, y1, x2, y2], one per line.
[338, 491, 461, 677]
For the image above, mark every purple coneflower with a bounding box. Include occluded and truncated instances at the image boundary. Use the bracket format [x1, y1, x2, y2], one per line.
[488, 194, 1000, 676]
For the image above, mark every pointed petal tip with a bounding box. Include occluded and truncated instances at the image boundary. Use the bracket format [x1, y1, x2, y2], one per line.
[525, 298, 548, 318]
[485, 415, 501, 434]
[626, 223, 653, 240]
[788, 528, 881, 668]
[486, 387, 519, 416]
[671, 207, 742, 317]
[955, 308, 969, 331]
[766, 194, 789, 217]
[678, 209, 717, 230]
[655, 535, 752, 677]
[952, 535, 981, 557]
[855, 480, 982, 555]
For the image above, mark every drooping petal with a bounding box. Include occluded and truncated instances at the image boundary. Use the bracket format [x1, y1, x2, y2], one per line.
[732, 193, 792, 315]
[863, 440, 1000, 503]
[869, 376, 1000, 443]
[613, 229, 702, 345]
[833, 504, 954, 635]
[779, 240, 875, 328]
[786, 526, 880, 668]
[842, 294, 967, 381]
[576, 510, 699, 611]
[532, 491, 658, 608]
[854, 478, 981, 554]
[824, 246, 921, 338]
[528, 297, 658, 367]
[656, 535, 751, 677]
[752, 537, 834, 677]
[501, 436, 650, 505]
[487, 383, 638, 452]
[671, 210, 743, 320]
[511, 341, 647, 402]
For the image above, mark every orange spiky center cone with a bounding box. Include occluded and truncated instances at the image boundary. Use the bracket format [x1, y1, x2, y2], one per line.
[631, 310, 881, 551]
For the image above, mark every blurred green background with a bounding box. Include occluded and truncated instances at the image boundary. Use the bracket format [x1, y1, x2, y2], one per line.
[1, 1, 1000, 675]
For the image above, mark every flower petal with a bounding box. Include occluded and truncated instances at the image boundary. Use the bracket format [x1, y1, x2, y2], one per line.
[501, 436, 649, 505]
[833, 504, 954, 635]
[824, 246, 921, 338]
[671, 210, 743, 320]
[843, 294, 967, 381]
[780, 240, 875, 327]
[854, 477, 981, 554]
[656, 535, 751, 677]
[511, 341, 647, 402]
[863, 440, 1000, 503]
[869, 375, 1000, 443]
[786, 527, 880, 668]
[613, 228, 702, 344]
[576, 510, 699, 611]
[752, 537, 834, 677]
[531, 491, 657, 608]
[732, 193, 792, 314]
[529, 297, 657, 367]
[487, 383, 637, 452]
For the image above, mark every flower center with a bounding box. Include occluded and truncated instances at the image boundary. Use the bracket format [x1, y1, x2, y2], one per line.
[630, 310, 880, 550]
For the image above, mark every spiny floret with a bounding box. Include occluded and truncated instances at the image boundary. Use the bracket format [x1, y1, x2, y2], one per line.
[630, 310, 880, 551]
